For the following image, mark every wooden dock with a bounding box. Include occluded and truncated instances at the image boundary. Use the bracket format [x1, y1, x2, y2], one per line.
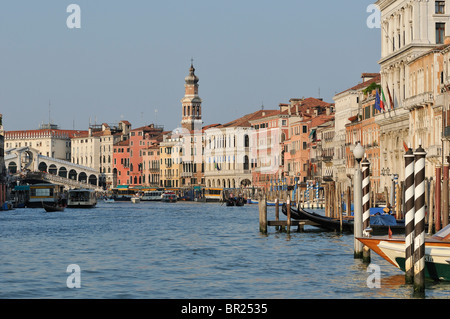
[259, 194, 319, 234]
[267, 220, 319, 232]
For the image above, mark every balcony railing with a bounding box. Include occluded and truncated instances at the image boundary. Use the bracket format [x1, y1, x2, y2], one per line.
[404, 92, 434, 110]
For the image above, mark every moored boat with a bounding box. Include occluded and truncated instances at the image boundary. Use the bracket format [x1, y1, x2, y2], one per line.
[67, 189, 97, 208]
[358, 224, 450, 281]
[282, 205, 405, 235]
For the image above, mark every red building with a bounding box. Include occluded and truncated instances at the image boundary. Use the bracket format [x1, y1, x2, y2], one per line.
[124, 124, 164, 187]
[113, 139, 130, 186]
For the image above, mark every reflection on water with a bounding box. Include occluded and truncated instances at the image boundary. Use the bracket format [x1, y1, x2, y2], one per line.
[0, 202, 449, 299]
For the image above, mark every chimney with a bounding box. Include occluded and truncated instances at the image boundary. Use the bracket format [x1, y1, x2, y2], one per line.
[279, 103, 289, 113]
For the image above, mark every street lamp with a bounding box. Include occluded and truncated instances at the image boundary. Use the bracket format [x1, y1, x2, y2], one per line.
[353, 142, 365, 259]
[353, 142, 365, 164]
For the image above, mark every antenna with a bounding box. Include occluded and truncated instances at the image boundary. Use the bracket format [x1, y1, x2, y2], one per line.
[48, 100, 51, 124]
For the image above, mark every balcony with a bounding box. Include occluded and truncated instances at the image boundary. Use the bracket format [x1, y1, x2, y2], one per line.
[404, 92, 434, 110]
[427, 145, 442, 158]
[181, 172, 193, 178]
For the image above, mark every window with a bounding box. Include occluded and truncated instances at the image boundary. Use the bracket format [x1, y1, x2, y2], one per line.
[436, 1, 445, 14]
[436, 23, 445, 44]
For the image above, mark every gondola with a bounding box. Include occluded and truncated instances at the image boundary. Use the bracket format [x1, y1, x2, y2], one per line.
[281, 204, 405, 235]
[226, 197, 246, 207]
[43, 202, 65, 212]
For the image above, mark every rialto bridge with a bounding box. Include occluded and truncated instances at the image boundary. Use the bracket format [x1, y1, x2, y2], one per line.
[4, 147, 104, 190]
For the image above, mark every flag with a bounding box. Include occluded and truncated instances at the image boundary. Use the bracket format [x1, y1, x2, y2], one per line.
[380, 88, 387, 111]
[375, 89, 381, 111]
[403, 141, 409, 152]
[386, 84, 394, 109]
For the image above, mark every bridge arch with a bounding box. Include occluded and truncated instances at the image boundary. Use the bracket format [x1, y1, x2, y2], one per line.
[68, 169, 77, 180]
[38, 162, 47, 172]
[78, 172, 87, 183]
[8, 162, 17, 174]
[88, 174, 97, 186]
[48, 164, 58, 175]
[58, 167, 68, 178]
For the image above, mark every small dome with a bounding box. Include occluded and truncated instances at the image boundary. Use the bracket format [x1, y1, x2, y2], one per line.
[185, 63, 199, 85]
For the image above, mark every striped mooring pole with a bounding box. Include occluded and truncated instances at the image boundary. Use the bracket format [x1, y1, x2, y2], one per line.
[404, 146, 415, 284]
[414, 143, 427, 293]
[361, 158, 371, 263]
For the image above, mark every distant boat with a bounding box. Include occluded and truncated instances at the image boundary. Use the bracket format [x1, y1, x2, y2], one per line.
[247, 199, 278, 206]
[226, 197, 246, 207]
[103, 198, 115, 203]
[161, 192, 177, 203]
[43, 202, 65, 212]
[131, 197, 141, 204]
[67, 189, 97, 208]
[141, 190, 163, 201]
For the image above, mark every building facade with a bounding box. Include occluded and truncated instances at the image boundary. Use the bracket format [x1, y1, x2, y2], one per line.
[375, 0, 450, 187]
[5, 124, 84, 162]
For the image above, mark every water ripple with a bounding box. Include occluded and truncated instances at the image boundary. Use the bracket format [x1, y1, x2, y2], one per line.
[0, 202, 448, 299]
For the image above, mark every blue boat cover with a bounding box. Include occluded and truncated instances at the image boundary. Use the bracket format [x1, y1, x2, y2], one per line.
[369, 214, 397, 226]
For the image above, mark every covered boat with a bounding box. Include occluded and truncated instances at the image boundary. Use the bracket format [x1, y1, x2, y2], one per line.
[67, 189, 97, 208]
[161, 192, 177, 203]
[141, 190, 163, 201]
[358, 224, 450, 281]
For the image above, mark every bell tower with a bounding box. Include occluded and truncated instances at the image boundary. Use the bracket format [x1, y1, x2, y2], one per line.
[181, 61, 203, 131]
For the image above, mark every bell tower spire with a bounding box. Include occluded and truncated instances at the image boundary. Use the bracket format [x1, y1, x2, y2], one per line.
[181, 61, 202, 131]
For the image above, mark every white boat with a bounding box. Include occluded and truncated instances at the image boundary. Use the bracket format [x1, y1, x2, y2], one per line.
[358, 224, 450, 281]
[67, 189, 97, 208]
[131, 197, 141, 204]
[141, 190, 163, 201]
[103, 198, 115, 203]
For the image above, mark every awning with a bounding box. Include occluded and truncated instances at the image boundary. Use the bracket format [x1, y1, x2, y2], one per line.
[116, 185, 129, 189]
[14, 185, 30, 191]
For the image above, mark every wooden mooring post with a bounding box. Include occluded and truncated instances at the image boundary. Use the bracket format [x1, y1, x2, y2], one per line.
[259, 194, 267, 235]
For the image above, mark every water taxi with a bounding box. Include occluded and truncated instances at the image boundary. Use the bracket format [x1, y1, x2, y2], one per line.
[27, 183, 63, 208]
[67, 189, 97, 208]
[161, 191, 177, 203]
[203, 188, 223, 202]
[141, 190, 163, 201]
[358, 224, 450, 281]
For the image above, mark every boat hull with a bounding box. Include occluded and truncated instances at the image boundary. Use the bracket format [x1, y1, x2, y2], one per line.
[358, 237, 450, 281]
[283, 205, 405, 235]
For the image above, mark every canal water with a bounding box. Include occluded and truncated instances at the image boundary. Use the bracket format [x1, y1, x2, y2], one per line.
[1, 201, 449, 299]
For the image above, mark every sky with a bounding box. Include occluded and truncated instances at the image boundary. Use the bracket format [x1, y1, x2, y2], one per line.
[0, 0, 381, 132]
